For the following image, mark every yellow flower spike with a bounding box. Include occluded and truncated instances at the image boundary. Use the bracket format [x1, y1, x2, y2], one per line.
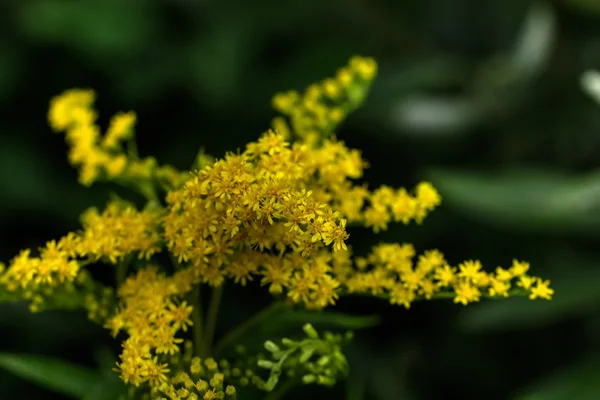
[48, 88, 95, 132]
[102, 111, 137, 149]
[349, 55, 378, 81]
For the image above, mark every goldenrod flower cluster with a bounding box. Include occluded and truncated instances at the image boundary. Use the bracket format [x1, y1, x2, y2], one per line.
[1, 200, 161, 295]
[107, 266, 196, 388]
[0, 200, 161, 323]
[0, 55, 554, 399]
[47, 87, 186, 191]
[48, 89, 134, 185]
[156, 356, 237, 400]
[272, 55, 377, 144]
[162, 128, 444, 309]
[74, 200, 163, 262]
[344, 245, 553, 308]
[130, 338, 239, 400]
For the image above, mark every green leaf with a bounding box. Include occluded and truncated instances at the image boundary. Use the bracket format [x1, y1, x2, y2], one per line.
[17, 0, 154, 58]
[82, 374, 126, 400]
[516, 358, 600, 400]
[0, 136, 102, 222]
[0, 353, 100, 398]
[218, 308, 380, 356]
[460, 268, 600, 332]
[188, 24, 249, 108]
[563, 0, 600, 15]
[368, 342, 416, 400]
[506, 2, 555, 81]
[390, 95, 484, 134]
[92, 346, 120, 380]
[262, 309, 381, 334]
[346, 369, 367, 400]
[388, 3, 555, 136]
[427, 167, 600, 234]
[78, 347, 126, 400]
[0, 44, 23, 102]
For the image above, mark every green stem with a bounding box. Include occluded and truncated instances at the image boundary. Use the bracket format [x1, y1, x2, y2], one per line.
[115, 255, 133, 286]
[263, 379, 297, 400]
[116, 262, 127, 286]
[138, 181, 160, 205]
[127, 136, 139, 160]
[79, 258, 96, 268]
[213, 301, 288, 357]
[202, 285, 224, 357]
[340, 288, 530, 302]
[191, 285, 204, 357]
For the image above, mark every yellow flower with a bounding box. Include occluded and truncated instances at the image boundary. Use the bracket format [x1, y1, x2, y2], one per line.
[529, 279, 554, 300]
[495, 267, 513, 281]
[510, 259, 530, 276]
[458, 260, 483, 282]
[517, 275, 534, 290]
[390, 285, 415, 309]
[488, 278, 511, 297]
[453, 281, 481, 305]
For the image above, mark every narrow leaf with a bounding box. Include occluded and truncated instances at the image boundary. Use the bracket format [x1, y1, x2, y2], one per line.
[427, 167, 600, 234]
[0, 353, 99, 398]
[82, 375, 126, 400]
[266, 309, 381, 332]
[516, 358, 600, 400]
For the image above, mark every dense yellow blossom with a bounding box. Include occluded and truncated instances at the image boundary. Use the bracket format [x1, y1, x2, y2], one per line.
[163, 124, 441, 308]
[103, 111, 137, 149]
[108, 266, 196, 387]
[47, 88, 181, 188]
[272, 55, 378, 144]
[0, 55, 553, 399]
[1, 243, 78, 290]
[71, 201, 163, 262]
[154, 356, 238, 400]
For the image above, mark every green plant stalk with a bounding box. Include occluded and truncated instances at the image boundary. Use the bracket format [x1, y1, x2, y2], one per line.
[115, 256, 132, 286]
[127, 135, 139, 160]
[138, 181, 160, 204]
[191, 285, 204, 357]
[341, 288, 530, 302]
[213, 301, 288, 357]
[263, 378, 297, 400]
[201, 285, 224, 357]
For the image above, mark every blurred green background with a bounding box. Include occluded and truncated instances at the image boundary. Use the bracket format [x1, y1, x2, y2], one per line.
[2, 0, 600, 399]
